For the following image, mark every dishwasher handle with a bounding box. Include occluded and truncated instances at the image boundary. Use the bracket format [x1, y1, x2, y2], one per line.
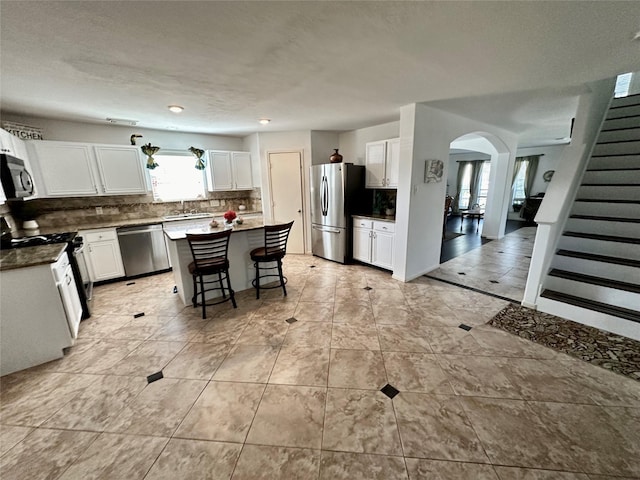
[117, 224, 163, 235]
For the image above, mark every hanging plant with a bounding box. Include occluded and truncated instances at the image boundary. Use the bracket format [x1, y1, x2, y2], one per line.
[141, 143, 160, 169]
[189, 146, 206, 170]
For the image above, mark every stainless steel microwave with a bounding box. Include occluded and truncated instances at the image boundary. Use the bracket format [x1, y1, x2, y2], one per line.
[0, 154, 35, 199]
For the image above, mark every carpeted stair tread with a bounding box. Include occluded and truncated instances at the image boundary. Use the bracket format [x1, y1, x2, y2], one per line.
[573, 199, 640, 204]
[569, 214, 640, 223]
[556, 249, 640, 268]
[562, 231, 640, 245]
[540, 289, 640, 323]
[548, 268, 640, 294]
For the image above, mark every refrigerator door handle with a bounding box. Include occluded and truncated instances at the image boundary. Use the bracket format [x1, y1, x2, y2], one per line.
[312, 225, 341, 234]
[322, 175, 329, 216]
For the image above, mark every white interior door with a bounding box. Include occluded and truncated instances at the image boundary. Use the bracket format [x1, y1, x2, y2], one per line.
[268, 151, 305, 254]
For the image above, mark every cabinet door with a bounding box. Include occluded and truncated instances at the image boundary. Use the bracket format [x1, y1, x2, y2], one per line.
[207, 151, 233, 191]
[353, 227, 372, 263]
[232, 152, 253, 189]
[385, 138, 400, 188]
[365, 141, 386, 188]
[31, 142, 98, 196]
[372, 231, 394, 270]
[86, 240, 125, 281]
[94, 145, 147, 194]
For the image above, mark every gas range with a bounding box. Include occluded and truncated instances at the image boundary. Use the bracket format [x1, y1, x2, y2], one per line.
[1, 230, 91, 320]
[2, 232, 78, 250]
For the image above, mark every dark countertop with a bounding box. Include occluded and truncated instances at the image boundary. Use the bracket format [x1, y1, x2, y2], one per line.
[352, 214, 396, 223]
[0, 244, 66, 272]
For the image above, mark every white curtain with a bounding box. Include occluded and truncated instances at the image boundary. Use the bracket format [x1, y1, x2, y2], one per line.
[468, 160, 484, 209]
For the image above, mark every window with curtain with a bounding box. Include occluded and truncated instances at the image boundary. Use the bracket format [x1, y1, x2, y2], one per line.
[457, 161, 491, 210]
[458, 164, 471, 210]
[476, 162, 491, 208]
[512, 162, 528, 204]
[149, 154, 206, 202]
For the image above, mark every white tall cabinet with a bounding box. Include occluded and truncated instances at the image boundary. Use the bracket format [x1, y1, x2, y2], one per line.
[29, 141, 147, 197]
[207, 150, 253, 191]
[365, 138, 400, 189]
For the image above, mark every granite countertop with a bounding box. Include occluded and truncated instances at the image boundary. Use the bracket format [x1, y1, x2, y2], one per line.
[164, 217, 267, 241]
[353, 214, 396, 223]
[0, 244, 66, 272]
[16, 211, 264, 236]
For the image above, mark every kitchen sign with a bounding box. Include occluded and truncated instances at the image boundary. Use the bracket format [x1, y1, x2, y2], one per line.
[2, 121, 43, 140]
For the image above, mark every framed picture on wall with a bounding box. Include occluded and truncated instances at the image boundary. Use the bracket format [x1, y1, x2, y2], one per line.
[424, 159, 444, 183]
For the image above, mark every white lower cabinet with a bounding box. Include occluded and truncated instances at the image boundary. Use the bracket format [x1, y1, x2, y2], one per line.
[352, 217, 395, 270]
[80, 228, 125, 281]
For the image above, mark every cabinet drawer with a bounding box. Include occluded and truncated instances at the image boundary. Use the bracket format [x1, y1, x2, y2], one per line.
[354, 218, 373, 229]
[83, 228, 117, 243]
[373, 221, 395, 233]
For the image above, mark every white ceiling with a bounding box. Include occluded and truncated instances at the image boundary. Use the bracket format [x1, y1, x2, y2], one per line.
[1, 1, 639, 147]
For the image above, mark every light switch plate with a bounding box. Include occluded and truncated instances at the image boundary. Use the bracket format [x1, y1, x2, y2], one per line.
[95, 206, 103, 215]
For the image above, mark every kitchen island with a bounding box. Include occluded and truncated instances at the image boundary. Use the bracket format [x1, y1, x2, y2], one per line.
[163, 217, 268, 306]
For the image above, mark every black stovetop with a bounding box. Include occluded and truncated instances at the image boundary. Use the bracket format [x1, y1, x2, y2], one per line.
[1, 232, 78, 250]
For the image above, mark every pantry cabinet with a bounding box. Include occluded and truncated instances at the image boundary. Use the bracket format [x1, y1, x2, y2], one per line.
[352, 217, 395, 270]
[365, 138, 400, 189]
[79, 228, 125, 282]
[29, 141, 147, 197]
[207, 150, 253, 191]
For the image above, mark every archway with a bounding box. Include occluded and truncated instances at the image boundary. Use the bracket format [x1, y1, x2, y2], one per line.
[446, 132, 513, 244]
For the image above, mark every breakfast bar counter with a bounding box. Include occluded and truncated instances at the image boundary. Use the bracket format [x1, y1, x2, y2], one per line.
[163, 218, 267, 306]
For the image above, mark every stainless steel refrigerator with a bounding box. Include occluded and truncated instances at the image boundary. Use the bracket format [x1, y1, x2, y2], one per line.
[310, 163, 370, 263]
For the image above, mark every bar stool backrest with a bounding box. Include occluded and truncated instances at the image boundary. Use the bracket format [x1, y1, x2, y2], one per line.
[264, 221, 294, 256]
[186, 230, 232, 267]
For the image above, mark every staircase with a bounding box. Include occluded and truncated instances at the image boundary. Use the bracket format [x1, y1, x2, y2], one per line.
[539, 93, 640, 326]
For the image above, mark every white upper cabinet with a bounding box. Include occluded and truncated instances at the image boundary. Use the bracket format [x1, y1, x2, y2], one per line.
[94, 145, 147, 194]
[207, 150, 253, 191]
[365, 141, 386, 188]
[365, 138, 400, 189]
[29, 141, 147, 197]
[30, 142, 98, 196]
[207, 151, 233, 190]
[232, 152, 253, 190]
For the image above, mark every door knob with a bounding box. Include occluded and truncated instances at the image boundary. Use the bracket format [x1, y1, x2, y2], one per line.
[298, 209, 302, 213]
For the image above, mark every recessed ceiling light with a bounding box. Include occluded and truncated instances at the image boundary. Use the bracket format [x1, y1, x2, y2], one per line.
[258, 118, 271, 125]
[168, 105, 184, 113]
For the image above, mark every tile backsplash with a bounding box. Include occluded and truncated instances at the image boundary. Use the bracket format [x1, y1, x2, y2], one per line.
[5, 189, 262, 230]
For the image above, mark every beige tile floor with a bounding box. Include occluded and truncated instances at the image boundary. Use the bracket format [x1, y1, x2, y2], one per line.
[1, 253, 639, 479]
[429, 226, 538, 301]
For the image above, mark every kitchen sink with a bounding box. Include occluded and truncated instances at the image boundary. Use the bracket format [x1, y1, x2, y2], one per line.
[162, 213, 214, 221]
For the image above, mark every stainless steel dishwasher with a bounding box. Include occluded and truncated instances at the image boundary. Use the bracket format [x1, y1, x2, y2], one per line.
[117, 224, 170, 277]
